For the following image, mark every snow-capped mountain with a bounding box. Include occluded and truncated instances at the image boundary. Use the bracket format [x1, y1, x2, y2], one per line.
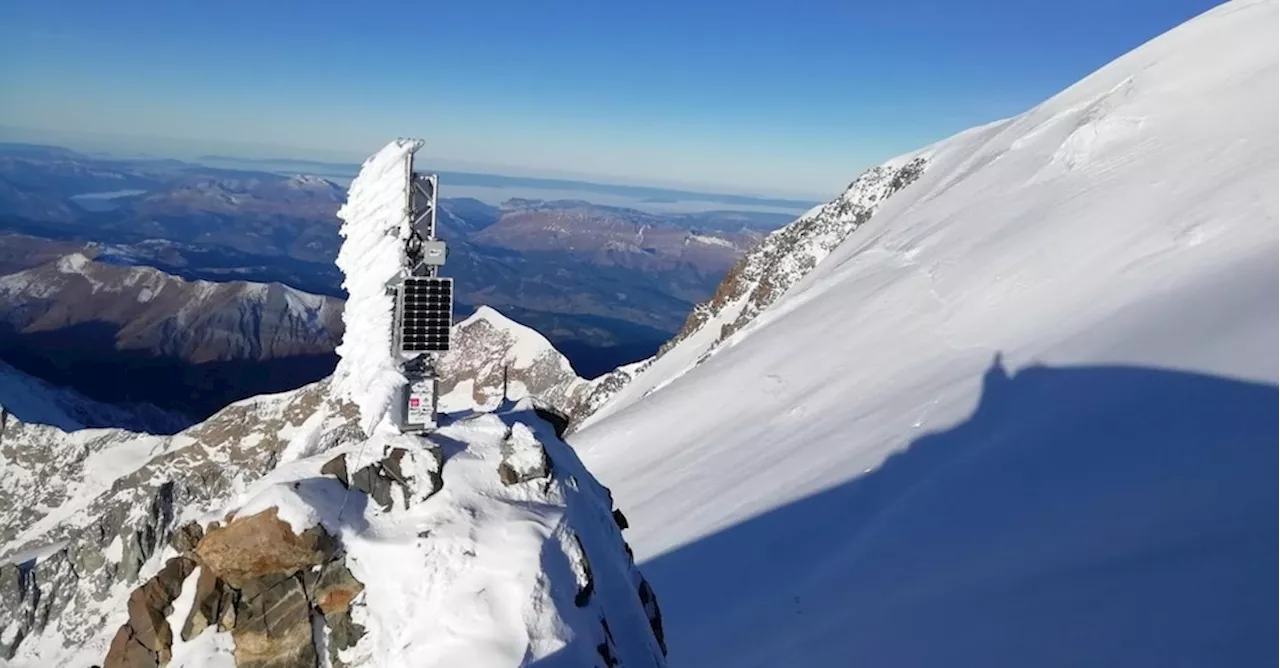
[0, 252, 342, 364]
[0, 252, 344, 419]
[0, 359, 188, 433]
[438, 306, 591, 415]
[0, 139, 668, 668]
[572, 148, 930, 431]
[572, 1, 1277, 665]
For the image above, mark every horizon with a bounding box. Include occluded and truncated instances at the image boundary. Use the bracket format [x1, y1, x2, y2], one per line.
[1, 0, 1223, 195]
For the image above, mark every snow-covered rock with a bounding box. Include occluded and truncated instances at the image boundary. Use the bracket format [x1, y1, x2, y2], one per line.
[573, 1, 1277, 665]
[438, 305, 591, 416]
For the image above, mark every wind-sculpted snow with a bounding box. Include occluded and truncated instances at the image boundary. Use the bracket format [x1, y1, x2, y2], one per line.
[332, 138, 421, 436]
[573, 1, 1278, 664]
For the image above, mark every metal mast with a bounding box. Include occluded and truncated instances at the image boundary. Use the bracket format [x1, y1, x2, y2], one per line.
[390, 144, 451, 433]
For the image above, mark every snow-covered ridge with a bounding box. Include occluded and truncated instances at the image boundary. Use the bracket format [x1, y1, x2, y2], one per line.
[573, 1, 1277, 664]
[438, 305, 590, 415]
[574, 150, 933, 430]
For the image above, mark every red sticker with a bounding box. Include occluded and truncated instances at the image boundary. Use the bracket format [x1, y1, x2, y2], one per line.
[409, 399, 420, 407]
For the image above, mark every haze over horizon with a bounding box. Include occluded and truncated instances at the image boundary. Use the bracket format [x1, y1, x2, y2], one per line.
[1, 0, 1221, 196]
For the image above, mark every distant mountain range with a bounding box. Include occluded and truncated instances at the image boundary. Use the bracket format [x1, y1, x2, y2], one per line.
[0, 142, 797, 375]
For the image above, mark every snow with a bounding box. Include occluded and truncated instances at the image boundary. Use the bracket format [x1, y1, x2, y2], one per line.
[687, 234, 735, 248]
[333, 138, 423, 435]
[55, 252, 90, 273]
[573, 2, 1278, 666]
[173, 404, 662, 668]
[459, 306, 565, 370]
[0, 540, 68, 567]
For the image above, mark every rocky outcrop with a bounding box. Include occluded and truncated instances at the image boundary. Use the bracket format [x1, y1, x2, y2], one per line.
[437, 306, 590, 416]
[195, 508, 337, 588]
[0, 378, 358, 661]
[105, 556, 196, 667]
[103, 508, 368, 668]
[321, 442, 444, 511]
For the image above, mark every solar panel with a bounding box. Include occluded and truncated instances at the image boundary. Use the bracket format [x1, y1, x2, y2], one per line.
[398, 277, 453, 352]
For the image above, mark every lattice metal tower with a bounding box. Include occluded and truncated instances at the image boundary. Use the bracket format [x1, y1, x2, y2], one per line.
[389, 143, 452, 433]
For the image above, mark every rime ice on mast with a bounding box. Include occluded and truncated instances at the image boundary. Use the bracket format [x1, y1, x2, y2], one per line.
[333, 138, 453, 434]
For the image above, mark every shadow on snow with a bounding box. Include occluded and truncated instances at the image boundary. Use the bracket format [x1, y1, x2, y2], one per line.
[640, 357, 1276, 667]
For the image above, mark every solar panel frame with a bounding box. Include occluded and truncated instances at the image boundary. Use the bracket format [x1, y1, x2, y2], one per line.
[397, 277, 453, 353]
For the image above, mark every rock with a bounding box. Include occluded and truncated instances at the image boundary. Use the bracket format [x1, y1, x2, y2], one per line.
[323, 605, 366, 668]
[194, 507, 336, 588]
[497, 422, 551, 486]
[326, 445, 442, 511]
[104, 624, 158, 668]
[638, 577, 667, 656]
[320, 454, 349, 487]
[309, 560, 364, 615]
[350, 464, 394, 511]
[170, 521, 204, 555]
[123, 557, 195, 661]
[533, 404, 570, 439]
[181, 567, 236, 641]
[232, 573, 317, 668]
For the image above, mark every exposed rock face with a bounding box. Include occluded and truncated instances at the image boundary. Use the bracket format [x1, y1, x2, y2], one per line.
[321, 442, 443, 511]
[437, 306, 590, 416]
[104, 556, 196, 667]
[571, 155, 931, 430]
[181, 567, 236, 640]
[195, 508, 337, 588]
[0, 377, 358, 662]
[232, 573, 317, 668]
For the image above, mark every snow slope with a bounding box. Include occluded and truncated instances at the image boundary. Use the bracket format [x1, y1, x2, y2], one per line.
[572, 1, 1278, 665]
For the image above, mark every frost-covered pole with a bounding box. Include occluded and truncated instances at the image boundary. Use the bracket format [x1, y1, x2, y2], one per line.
[334, 138, 452, 436]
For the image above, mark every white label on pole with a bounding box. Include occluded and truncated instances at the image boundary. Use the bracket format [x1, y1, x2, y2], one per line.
[406, 378, 434, 425]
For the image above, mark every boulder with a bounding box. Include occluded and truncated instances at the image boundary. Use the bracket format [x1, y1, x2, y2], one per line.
[194, 508, 336, 588]
[169, 521, 204, 555]
[103, 624, 158, 668]
[323, 445, 443, 511]
[180, 567, 236, 641]
[232, 573, 316, 668]
[308, 560, 364, 615]
[124, 557, 195, 660]
[497, 422, 551, 486]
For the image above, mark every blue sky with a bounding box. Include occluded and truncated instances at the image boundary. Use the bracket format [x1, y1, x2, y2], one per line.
[1, 0, 1220, 197]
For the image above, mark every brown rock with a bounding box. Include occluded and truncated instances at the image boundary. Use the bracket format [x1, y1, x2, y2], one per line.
[104, 624, 158, 668]
[194, 507, 336, 588]
[232, 573, 317, 668]
[310, 560, 364, 615]
[181, 567, 235, 641]
[320, 454, 349, 487]
[125, 557, 195, 658]
[170, 521, 205, 555]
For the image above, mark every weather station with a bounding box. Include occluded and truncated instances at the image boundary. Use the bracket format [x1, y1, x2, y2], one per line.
[389, 150, 453, 433]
